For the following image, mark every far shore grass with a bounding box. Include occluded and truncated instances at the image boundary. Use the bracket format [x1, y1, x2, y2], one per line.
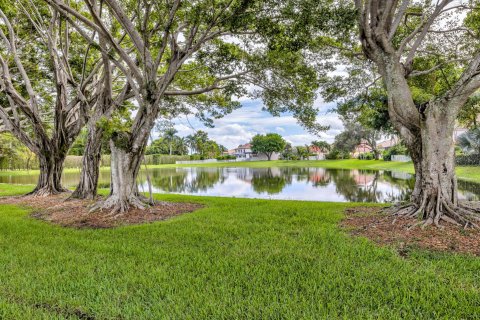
[2, 159, 480, 183]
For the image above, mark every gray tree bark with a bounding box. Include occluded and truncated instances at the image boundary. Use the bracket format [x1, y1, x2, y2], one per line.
[70, 125, 104, 199]
[90, 131, 152, 214]
[30, 149, 68, 196]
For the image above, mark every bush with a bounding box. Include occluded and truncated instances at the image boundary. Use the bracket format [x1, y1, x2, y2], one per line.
[143, 154, 190, 165]
[456, 154, 480, 166]
[216, 155, 236, 161]
[382, 144, 408, 161]
[326, 149, 350, 160]
[455, 146, 464, 156]
[358, 152, 374, 160]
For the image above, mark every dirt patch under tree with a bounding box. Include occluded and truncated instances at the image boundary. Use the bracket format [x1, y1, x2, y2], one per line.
[0, 194, 203, 229]
[341, 206, 480, 256]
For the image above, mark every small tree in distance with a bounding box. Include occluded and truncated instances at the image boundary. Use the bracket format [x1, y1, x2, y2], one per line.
[251, 133, 287, 161]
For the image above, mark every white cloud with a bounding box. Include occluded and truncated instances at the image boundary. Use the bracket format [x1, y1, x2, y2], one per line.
[167, 97, 344, 148]
[284, 134, 317, 146]
[203, 124, 255, 148]
[174, 123, 195, 136]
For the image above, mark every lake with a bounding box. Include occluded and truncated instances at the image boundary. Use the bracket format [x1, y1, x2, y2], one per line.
[2, 166, 480, 203]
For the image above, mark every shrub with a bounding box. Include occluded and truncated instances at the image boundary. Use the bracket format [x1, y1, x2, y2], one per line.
[216, 155, 236, 160]
[456, 154, 480, 166]
[326, 149, 350, 160]
[143, 154, 190, 165]
[358, 152, 374, 160]
[382, 144, 408, 161]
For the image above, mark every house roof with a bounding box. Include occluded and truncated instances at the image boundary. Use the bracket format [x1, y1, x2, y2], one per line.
[378, 137, 398, 149]
[237, 143, 252, 149]
[309, 145, 328, 153]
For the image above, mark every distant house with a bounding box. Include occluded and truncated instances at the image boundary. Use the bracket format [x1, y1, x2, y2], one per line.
[351, 136, 401, 158]
[223, 149, 236, 156]
[308, 145, 328, 160]
[377, 137, 399, 152]
[234, 143, 280, 161]
[352, 139, 373, 158]
[235, 143, 254, 159]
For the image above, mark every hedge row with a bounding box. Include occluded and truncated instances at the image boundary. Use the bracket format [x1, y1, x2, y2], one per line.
[456, 154, 480, 166]
[0, 154, 191, 170]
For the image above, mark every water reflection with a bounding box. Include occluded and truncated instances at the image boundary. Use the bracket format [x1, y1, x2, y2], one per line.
[1, 167, 479, 203]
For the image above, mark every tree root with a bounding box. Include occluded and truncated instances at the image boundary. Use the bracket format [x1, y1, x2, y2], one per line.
[89, 194, 148, 217]
[27, 185, 69, 197]
[390, 198, 480, 230]
[67, 189, 97, 201]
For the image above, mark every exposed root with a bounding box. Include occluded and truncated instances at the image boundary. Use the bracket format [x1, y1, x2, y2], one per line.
[68, 188, 97, 201]
[138, 194, 156, 206]
[89, 194, 147, 217]
[440, 214, 461, 226]
[390, 198, 480, 230]
[27, 185, 68, 197]
[391, 204, 417, 217]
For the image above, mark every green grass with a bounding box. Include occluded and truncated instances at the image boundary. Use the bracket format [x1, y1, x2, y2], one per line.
[0, 186, 479, 319]
[150, 159, 415, 170]
[0, 183, 35, 196]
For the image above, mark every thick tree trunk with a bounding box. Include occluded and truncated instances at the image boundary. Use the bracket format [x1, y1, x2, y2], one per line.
[29, 150, 68, 196]
[394, 103, 480, 228]
[71, 126, 104, 199]
[90, 139, 148, 214]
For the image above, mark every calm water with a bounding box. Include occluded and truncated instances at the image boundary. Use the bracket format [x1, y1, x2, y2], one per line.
[1, 167, 480, 203]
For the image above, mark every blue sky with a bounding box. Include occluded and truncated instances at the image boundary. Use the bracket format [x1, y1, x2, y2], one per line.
[171, 98, 344, 150]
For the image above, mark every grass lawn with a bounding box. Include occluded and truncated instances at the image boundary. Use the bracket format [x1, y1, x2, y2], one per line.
[154, 158, 416, 170]
[0, 185, 479, 318]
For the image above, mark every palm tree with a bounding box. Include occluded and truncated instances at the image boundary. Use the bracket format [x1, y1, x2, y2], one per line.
[185, 135, 196, 154]
[176, 137, 188, 155]
[458, 128, 480, 154]
[163, 128, 178, 155]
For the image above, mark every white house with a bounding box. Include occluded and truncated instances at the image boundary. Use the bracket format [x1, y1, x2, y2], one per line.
[234, 143, 280, 161]
[235, 143, 254, 159]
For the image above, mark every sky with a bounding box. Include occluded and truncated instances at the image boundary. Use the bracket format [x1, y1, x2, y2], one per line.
[170, 98, 344, 150]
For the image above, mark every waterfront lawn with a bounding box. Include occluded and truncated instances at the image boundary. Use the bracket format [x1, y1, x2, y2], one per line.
[0, 186, 479, 319]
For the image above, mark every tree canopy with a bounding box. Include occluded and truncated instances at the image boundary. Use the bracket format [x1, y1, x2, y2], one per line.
[251, 133, 287, 160]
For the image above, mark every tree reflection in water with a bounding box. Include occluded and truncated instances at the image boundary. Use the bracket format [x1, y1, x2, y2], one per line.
[5, 166, 480, 203]
[250, 168, 291, 194]
[327, 169, 410, 202]
[139, 167, 225, 193]
[137, 167, 468, 202]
